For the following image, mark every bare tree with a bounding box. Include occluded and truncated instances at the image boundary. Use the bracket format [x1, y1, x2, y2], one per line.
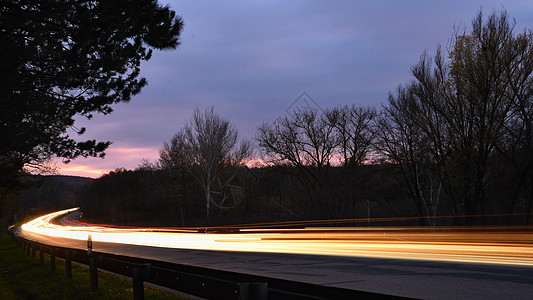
[379, 10, 531, 224]
[377, 85, 443, 226]
[257, 106, 379, 218]
[325, 104, 378, 168]
[258, 110, 337, 170]
[496, 28, 533, 223]
[324, 105, 379, 220]
[160, 107, 251, 223]
[257, 109, 337, 217]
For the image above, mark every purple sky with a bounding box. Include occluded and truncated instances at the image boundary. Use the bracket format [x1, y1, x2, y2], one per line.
[55, 0, 533, 178]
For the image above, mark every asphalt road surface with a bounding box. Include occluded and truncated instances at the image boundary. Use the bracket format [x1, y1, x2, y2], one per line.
[19, 229, 533, 300]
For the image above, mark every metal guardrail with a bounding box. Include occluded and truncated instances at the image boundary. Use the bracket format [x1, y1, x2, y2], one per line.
[7, 228, 409, 299]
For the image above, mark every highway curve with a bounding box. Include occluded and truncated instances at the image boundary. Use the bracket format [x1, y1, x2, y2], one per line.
[17, 208, 533, 299]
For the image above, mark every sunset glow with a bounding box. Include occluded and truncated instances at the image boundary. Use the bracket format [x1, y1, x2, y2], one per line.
[54, 147, 160, 178]
[56, 165, 108, 178]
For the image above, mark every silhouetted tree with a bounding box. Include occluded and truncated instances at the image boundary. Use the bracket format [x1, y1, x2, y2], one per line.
[494, 26, 533, 224]
[0, 0, 184, 220]
[258, 105, 382, 218]
[325, 105, 378, 168]
[257, 109, 337, 217]
[160, 107, 252, 224]
[381, 10, 533, 224]
[377, 86, 443, 226]
[325, 105, 379, 218]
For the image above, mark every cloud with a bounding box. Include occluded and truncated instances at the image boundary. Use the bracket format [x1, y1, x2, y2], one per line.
[55, 165, 108, 178]
[55, 147, 160, 178]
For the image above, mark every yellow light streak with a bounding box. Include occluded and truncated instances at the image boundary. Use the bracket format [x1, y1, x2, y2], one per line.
[21, 208, 533, 267]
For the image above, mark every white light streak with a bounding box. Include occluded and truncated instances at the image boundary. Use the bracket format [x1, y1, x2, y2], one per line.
[21, 208, 533, 267]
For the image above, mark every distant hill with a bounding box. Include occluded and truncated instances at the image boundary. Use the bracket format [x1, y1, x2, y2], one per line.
[43, 175, 94, 189]
[13, 175, 95, 221]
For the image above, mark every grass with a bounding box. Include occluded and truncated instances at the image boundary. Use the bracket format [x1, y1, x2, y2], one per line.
[0, 232, 187, 300]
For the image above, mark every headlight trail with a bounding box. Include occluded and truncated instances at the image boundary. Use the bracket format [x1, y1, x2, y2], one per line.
[21, 208, 533, 267]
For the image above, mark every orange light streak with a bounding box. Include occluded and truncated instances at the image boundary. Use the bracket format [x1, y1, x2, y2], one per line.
[21, 208, 533, 267]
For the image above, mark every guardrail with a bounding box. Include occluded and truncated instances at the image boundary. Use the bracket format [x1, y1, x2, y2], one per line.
[7, 228, 409, 300]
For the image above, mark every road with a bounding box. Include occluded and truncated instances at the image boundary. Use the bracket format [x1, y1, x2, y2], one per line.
[17, 208, 533, 299]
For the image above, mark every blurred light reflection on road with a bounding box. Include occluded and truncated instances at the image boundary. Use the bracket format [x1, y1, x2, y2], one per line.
[21, 208, 533, 267]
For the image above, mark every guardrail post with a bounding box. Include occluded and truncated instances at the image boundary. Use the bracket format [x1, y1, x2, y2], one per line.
[50, 248, 56, 271]
[65, 251, 72, 279]
[142, 263, 151, 281]
[31, 245, 36, 259]
[89, 257, 98, 290]
[132, 267, 144, 300]
[87, 235, 92, 255]
[26, 242, 31, 256]
[252, 282, 268, 300]
[39, 246, 44, 264]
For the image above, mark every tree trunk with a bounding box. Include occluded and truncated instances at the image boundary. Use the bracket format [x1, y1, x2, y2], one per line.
[205, 181, 211, 225]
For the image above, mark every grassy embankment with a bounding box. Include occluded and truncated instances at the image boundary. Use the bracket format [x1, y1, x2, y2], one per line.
[0, 232, 186, 299]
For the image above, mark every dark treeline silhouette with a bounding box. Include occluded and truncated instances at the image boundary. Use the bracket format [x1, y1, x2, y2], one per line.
[8, 176, 93, 223]
[76, 164, 414, 227]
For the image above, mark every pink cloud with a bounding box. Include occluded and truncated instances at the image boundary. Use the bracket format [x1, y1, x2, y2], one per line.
[54, 146, 160, 178]
[55, 165, 108, 178]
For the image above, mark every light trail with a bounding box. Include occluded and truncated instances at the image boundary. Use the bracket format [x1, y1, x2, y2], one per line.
[21, 208, 533, 267]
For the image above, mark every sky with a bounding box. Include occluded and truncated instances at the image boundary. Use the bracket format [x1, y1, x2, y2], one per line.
[55, 0, 533, 178]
